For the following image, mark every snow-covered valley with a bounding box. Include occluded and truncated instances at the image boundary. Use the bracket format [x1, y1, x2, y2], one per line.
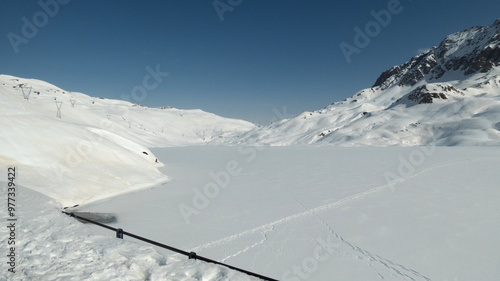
[3, 146, 500, 280]
[1, 18, 500, 281]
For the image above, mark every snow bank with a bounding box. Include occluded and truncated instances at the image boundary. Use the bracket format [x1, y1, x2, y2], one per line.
[0, 74, 254, 206]
[0, 185, 257, 280]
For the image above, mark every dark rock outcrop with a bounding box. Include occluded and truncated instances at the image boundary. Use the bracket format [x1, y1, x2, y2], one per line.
[373, 19, 500, 89]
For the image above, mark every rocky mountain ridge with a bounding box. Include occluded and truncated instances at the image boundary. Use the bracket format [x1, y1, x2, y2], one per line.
[218, 19, 500, 146]
[374, 19, 500, 90]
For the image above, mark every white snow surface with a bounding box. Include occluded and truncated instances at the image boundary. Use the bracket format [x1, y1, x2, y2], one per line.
[4, 146, 498, 280]
[0, 74, 254, 206]
[1, 20, 500, 280]
[0, 185, 257, 280]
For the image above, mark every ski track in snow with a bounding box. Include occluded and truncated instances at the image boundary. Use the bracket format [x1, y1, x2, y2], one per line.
[188, 182, 388, 253]
[187, 157, 487, 279]
[313, 211, 431, 281]
[220, 227, 273, 263]
[291, 197, 431, 281]
[191, 168, 411, 252]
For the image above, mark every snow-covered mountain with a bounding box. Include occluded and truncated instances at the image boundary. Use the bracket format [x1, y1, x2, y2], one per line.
[0, 74, 254, 206]
[2, 19, 499, 208]
[219, 19, 500, 146]
[2, 20, 500, 281]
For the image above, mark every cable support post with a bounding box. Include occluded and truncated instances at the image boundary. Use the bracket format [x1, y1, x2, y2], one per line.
[116, 228, 124, 239]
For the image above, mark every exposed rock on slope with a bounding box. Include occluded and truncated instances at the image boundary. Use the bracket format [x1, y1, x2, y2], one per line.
[374, 19, 500, 89]
[218, 19, 500, 147]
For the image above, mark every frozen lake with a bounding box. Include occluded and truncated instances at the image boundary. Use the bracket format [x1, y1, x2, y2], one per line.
[80, 146, 500, 280]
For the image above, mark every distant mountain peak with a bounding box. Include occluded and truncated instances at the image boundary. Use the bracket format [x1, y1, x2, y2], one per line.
[218, 19, 500, 147]
[373, 18, 500, 89]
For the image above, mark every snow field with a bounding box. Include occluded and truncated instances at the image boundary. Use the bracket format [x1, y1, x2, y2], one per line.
[2, 18, 500, 281]
[0, 185, 259, 280]
[79, 146, 500, 280]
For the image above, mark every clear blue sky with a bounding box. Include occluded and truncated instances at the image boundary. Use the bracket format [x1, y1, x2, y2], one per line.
[1, 0, 499, 124]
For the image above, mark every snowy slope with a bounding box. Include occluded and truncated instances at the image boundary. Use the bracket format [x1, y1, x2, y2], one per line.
[0, 184, 259, 281]
[218, 19, 500, 146]
[0, 74, 254, 206]
[2, 19, 500, 281]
